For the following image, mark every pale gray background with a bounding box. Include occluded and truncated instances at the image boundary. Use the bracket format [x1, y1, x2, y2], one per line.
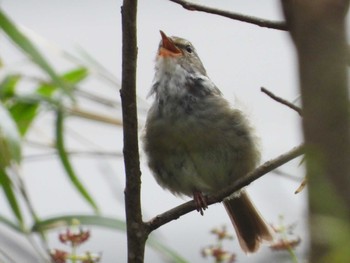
[1, 1, 308, 262]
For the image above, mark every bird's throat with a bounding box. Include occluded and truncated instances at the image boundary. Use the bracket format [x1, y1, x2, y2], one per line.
[158, 47, 182, 58]
[153, 56, 189, 100]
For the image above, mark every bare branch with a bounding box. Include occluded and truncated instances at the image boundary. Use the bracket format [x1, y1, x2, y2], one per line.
[261, 87, 302, 116]
[147, 144, 304, 231]
[168, 0, 287, 30]
[120, 1, 147, 262]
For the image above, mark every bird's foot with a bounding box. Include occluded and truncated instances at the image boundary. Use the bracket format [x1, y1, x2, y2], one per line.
[193, 190, 208, 216]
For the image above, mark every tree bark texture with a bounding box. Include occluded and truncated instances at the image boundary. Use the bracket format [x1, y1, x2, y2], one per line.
[281, 1, 350, 262]
[121, 1, 147, 262]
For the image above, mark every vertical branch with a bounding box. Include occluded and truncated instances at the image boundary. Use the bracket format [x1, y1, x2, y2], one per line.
[281, 1, 350, 262]
[120, 1, 147, 262]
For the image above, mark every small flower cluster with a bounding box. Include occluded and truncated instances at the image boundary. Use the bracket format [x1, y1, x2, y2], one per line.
[49, 220, 101, 263]
[50, 249, 101, 263]
[269, 215, 301, 262]
[59, 228, 90, 247]
[269, 215, 301, 251]
[210, 227, 233, 241]
[201, 226, 236, 263]
[270, 237, 301, 251]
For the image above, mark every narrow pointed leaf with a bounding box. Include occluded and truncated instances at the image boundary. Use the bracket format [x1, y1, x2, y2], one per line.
[0, 103, 21, 166]
[0, 9, 68, 93]
[9, 67, 88, 136]
[32, 214, 125, 232]
[0, 170, 23, 227]
[55, 109, 99, 213]
[0, 75, 21, 99]
[60, 67, 88, 84]
[0, 104, 23, 226]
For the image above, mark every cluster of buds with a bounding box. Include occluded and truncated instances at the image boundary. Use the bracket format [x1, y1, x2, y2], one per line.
[202, 216, 301, 262]
[210, 227, 234, 241]
[269, 237, 301, 251]
[201, 226, 236, 263]
[59, 228, 90, 247]
[50, 249, 101, 263]
[49, 220, 101, 263]
[269, 214, 301, 263]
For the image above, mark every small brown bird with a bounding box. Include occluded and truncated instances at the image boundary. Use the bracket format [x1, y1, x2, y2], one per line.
[143, 31, 273, 253]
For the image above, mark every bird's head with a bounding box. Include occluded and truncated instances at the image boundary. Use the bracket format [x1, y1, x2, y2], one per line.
[156, 30, 207, 76]
[150, 31, 220, 101]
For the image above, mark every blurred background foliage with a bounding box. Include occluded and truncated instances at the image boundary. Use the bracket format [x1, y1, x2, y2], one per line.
[0, 8, 187, 263]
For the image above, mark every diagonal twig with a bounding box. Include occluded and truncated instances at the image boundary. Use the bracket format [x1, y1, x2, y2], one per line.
[147, 144, 305, 231]
[168, 0, 288, 31]
[261, 87, 303, 116]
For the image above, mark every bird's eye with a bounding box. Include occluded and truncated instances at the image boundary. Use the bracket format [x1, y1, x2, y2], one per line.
[185, 45, 193, 53]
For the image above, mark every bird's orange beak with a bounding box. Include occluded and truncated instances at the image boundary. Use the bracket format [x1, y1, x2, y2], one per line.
[159, 30, 182, 57]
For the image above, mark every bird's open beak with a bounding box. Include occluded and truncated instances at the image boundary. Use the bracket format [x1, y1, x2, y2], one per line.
[159, 30, 182, 57]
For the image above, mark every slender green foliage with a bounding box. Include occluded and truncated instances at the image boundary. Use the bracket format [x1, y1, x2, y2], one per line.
[55, 108, 99, 213]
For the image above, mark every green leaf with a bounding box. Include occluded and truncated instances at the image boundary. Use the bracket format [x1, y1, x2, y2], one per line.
[9, 100, 40, 136]
[0, 9, 69, 94]
[34, 67, 88, 97]
[0, 74, 21, 99]
[35, 67, 88, 97]
[8, 67, 88, 136]
[0, 169, 24, 228]
[0, 104, 23, 227]
[0, 102, 21, 166]
[60, 67, 88, 85]
[55, 108, 99, 213]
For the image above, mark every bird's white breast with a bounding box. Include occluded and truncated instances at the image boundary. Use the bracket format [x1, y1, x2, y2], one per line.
[153, 56, 189, 98]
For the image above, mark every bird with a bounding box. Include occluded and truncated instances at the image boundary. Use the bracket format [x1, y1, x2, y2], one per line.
[142, 30, 274, 253]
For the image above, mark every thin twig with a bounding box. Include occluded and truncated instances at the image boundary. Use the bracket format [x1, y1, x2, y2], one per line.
[75, 89, 121, 109]
[147, 144, 304, 231]
[25, 140, 55, 149]
[261, 87, 303, 116]
[67, 107, 122, 126]
[168, 0, 287, 31]
[23, 150, 122, 161]
[7, 167, 50, 262]
[270, 168, 301, 182]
